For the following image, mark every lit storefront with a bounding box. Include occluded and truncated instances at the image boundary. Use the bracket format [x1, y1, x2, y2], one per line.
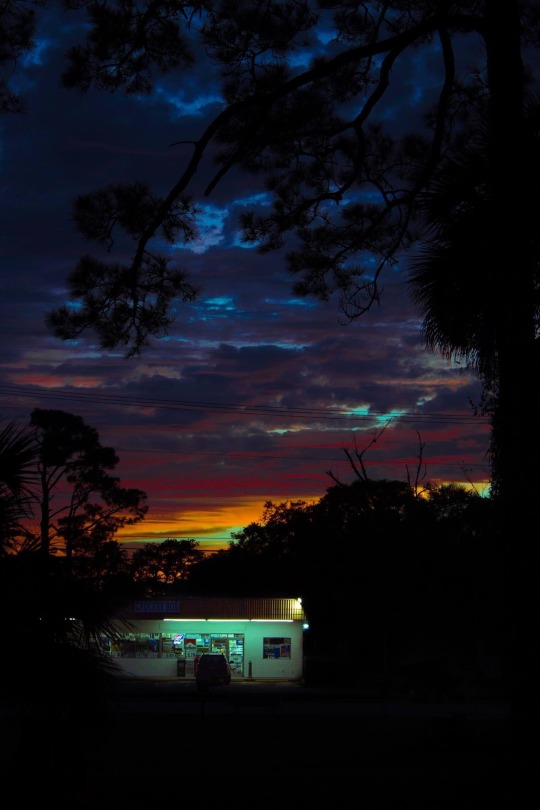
[108, 596, 307, 681]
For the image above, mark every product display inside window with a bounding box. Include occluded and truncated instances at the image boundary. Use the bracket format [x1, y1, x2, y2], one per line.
[263, 637, 291, 659]
[110, 632, 245, 677]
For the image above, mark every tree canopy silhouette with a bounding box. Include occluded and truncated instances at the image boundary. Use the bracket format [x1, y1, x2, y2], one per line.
[4, 0, 540, 727]
[29, 408, 148, 562]
[0, 414, 40, 553]
[130, 537, 204, 596]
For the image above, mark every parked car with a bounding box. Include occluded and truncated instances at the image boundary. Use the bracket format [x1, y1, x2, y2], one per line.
[196, 653, 232, 691]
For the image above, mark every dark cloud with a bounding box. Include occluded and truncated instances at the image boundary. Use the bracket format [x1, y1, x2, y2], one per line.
[0, 7, 493, 549]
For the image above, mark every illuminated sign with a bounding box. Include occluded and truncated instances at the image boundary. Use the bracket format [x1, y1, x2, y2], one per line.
[134, 600, 181, 613]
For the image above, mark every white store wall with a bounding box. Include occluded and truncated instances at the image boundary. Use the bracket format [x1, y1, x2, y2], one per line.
[110, 618, 305, 680]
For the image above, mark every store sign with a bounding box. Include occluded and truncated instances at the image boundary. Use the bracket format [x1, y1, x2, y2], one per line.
[134, 600, 181, 613]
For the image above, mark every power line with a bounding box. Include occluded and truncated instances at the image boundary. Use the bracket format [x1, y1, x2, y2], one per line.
[107, 445, 491, 469]
[0, 384, 491, 479]
[0, 384, 488, 426]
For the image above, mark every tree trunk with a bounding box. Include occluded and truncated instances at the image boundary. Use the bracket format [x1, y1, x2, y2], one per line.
[485, 0, 540, 798]
[39, 465, 51, 556]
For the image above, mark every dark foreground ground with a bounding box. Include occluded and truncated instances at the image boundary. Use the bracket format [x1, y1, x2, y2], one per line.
[1, 681, 536, 809]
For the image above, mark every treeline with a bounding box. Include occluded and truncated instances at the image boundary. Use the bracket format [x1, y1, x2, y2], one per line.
[1, 409, 502, 696]
[187, 479, 501, 689]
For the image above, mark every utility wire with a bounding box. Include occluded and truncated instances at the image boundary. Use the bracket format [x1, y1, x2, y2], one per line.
[0, 384, 488, 426]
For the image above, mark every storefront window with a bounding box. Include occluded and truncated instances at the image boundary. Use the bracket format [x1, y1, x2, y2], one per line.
[111, 632, 245, 675]
[110, 633, 160, 657]
[263, 638, 291, 659]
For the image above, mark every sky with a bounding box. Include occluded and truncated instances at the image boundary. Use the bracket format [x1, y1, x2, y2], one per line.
[0, 6, 492, 552]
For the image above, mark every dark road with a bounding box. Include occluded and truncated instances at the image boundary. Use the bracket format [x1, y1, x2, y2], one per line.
[0, 680, 524, 809]
[110, 676, 509, 718]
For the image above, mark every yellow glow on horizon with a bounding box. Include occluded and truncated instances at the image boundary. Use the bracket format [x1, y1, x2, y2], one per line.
[116, 492, 319, 551]
[429, 479, 491, 497]
[117, 477, 491, 552]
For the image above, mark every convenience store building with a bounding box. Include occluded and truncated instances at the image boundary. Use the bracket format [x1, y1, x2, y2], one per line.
[108, 596, 308, 681]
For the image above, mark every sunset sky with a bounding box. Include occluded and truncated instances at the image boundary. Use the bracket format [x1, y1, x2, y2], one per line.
[0, 5, 492, 552]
